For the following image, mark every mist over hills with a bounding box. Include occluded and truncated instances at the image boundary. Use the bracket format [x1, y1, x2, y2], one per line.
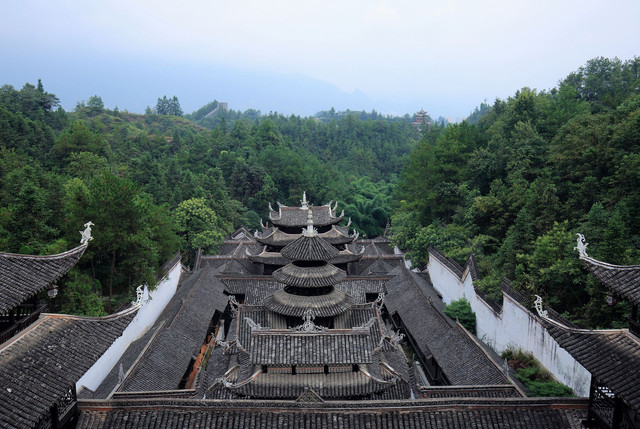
[2, 51, 390, 117]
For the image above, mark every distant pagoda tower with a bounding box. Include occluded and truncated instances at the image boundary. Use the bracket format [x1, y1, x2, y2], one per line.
[263, 209, 352, 319]
[248, 193, 362, 273]
[411, 108, 431, 131]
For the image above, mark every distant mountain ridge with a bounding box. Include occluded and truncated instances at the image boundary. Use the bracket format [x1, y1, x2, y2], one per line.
[1, 52, 375, 116]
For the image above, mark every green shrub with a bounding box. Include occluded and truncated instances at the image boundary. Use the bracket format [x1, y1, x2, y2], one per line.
[444, 298, 476, 334]
[526, 380, 574, 397]
[60, 269, 106, 317]
[503, 348, 574, 397]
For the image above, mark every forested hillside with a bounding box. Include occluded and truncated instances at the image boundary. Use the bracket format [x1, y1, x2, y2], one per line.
[2, 56, 637, 328]
[0, 83, 418, 315]
[392, 57, 640, 328]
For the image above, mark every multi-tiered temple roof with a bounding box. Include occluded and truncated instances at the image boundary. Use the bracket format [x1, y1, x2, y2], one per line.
[212, 207, 412, 400]
[249, 194, 362, 271]
[0, 196, 596, 428]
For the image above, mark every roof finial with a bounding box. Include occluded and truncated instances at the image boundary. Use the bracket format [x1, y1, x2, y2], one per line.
[80, 221, 94, 245]
[574, 233, 589, 258]
[534, 295, 549, 319]
[301, 191, 309, 210]
[303, 209, 317, 237]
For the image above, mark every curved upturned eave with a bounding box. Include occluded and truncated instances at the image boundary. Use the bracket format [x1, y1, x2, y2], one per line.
[0, 243, 88, 313]
[254, 225, 355, 247]
[263, 288, 353, 317]
[246, 252, 289, 266]
[580, 255, 640, 306]
[272, 263, 346, 288]
[221, 369, 396, 399]
[269, 206, 344, 228]
[330, 250, 364, 264]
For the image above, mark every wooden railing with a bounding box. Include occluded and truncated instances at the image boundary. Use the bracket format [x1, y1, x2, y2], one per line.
[0, 304, 48, 345]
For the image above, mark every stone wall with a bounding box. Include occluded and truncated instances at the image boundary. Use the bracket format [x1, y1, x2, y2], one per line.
[427, 248, 591, 397]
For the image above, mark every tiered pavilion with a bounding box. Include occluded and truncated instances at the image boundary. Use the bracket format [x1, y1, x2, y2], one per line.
[0, 196, 595, 428]
[73, 196, 587, 428]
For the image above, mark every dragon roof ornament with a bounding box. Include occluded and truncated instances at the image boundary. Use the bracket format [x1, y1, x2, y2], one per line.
[214, 337, 231, 350]
[228, 295, 240, 317]
[245, 316, 267, 331]
[80, 221, 94, 245]
[534, 295, 549, 319]
[388, 330, 404, 347]
[373, 292, 385, 309]
[131, 285, 147, 307]
[354, 317, 378, 330]
[574, 233, 589, 258]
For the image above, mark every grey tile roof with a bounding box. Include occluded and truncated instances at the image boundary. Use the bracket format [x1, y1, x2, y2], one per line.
[223, 370, 401, 399]
[420, 385, 522, 399]
[264, 288, 353, 317]
[269, 205, 343, 227]
[428, 247, 464, 277]
[256, 226, 356, 247]
[350, 255, 405, 275]
[118, 267, 228, 392]
[580, 255, 640, 306]
[385, 267, 510, 386]
[0, 244, 87, 313]
[76, 397, 588, 428]
[335, 279, 386, 304]
[249, 331, 373, 365]
[272, 262, 346, 287]
[0, 308, 137, 429]
[281, 235, 339, 261]
[543, 317, 640, 411]
[222, 277, 283, 304]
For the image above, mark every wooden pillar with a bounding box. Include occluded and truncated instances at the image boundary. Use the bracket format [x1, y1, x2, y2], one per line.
[612, 396, 625, 429]
[585, 378, 596, 428]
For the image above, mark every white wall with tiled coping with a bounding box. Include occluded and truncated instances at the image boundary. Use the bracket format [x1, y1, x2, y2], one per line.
[76, 261, 182, 393]
[427, 251, 591, 397]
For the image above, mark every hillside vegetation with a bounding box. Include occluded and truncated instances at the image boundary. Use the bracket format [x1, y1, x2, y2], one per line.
[392, 56, 640, 328]
[0, 83, 419, 314]
[1, 56, 638, 329]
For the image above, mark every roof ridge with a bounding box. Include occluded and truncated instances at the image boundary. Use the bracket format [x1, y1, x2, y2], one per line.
[0, 243, 88, 260]
[109, 320, 167, 398]
[169, 267, 209, 329]
[580, 255, 640, 270]
[454, 321, 525, 396]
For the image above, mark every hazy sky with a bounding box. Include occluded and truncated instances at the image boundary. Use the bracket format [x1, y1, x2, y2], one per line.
[1, 0, 638, 119]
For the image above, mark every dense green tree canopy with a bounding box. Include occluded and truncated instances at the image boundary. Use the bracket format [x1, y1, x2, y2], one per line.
[392, 57, 640, 327]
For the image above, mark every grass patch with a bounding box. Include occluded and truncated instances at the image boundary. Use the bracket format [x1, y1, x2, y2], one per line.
[501, 348, 573, 397]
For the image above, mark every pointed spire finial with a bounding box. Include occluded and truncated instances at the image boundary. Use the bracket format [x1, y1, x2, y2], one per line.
[303, 209, 317, 237]
[301, 191, 309, 210]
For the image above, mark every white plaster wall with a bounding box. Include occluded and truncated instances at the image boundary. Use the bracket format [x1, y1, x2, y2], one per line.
[76, 261, 182, 392]
[426, 253, 591, 397]
[427, 258, 464, 304]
